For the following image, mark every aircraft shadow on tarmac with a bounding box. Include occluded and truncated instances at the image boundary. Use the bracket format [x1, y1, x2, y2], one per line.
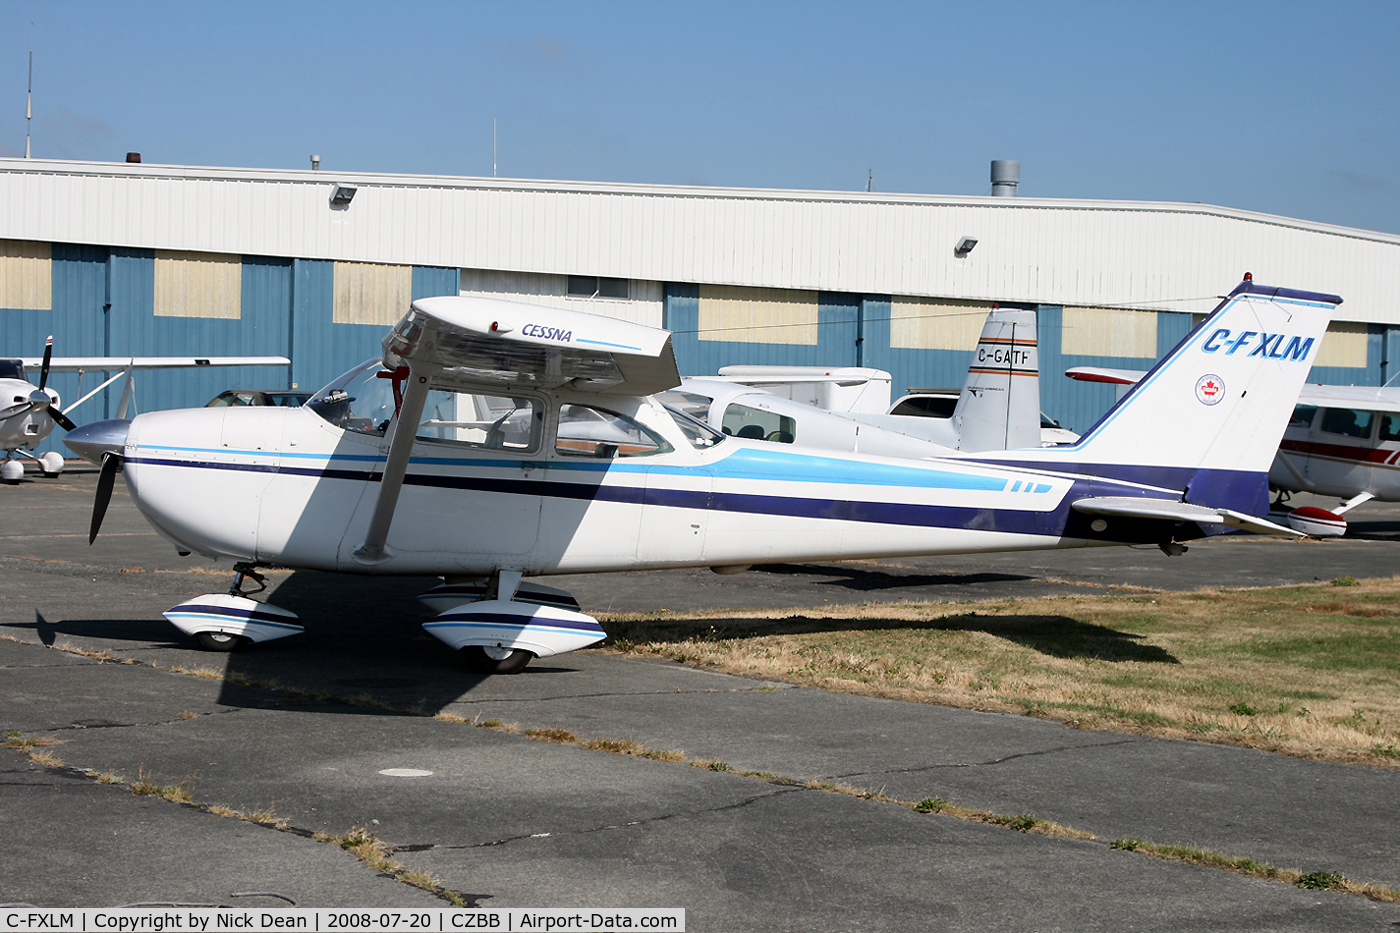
[605, 610, 1181, 664]
[751, 562, 1031, 591]
[31, 611, 175, 646]
[1338, 518, 1400, 541]
[23, 567, 1177, 720]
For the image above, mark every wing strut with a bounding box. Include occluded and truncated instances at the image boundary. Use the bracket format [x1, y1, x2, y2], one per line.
[353, 361, 439, 564]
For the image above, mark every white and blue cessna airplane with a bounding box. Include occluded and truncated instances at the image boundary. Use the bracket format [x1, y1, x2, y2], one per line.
[65, 276, 1337, 673]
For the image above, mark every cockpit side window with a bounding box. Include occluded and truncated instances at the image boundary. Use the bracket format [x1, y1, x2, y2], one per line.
[555, 404, 673, 459]
[417, 392, 541, 452]
[0, 359, 26, 381]
[1380, 414, 1400, 443]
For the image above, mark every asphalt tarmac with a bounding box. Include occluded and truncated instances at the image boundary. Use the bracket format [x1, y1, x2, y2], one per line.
[3, 467, 1400, 930]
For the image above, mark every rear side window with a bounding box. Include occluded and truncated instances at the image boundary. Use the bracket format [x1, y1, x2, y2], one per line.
[1319, 407, 1374, 439]
[556, 404, 672, 459]
[721, 402, 796, 443]
[1380, 414, 1400, 443]
[891, 395, 957, 418]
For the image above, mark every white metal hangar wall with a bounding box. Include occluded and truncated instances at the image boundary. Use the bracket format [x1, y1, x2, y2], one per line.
[3, 157, 1400, 452]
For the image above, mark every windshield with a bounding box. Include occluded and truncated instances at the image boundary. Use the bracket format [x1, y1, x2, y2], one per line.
[306, 359, 543, 452]
[307, 360, 397, 434]
[664, 403, 726, 450]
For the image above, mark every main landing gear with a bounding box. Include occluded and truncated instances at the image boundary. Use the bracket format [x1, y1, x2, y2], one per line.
[158, 565, 606, 676]
[1, 450, 64, 483]
[420, 570, 606, 675]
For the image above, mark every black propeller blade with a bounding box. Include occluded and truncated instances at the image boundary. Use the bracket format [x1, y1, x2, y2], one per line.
[89, 452, 123, 545]
[38, 336, 53, 392]
[48, 408, 77, 432]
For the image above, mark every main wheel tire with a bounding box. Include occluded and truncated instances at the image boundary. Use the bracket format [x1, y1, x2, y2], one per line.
[195, 630, 245, 652]
[461, 645, 533, 675]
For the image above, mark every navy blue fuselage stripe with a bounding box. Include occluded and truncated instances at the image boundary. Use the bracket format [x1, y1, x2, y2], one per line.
[968, 459, 1269, 515]
[127, 454, 1224, 542]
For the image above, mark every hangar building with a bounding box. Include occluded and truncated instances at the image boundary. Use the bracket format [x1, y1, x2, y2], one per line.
[3, 156, 1399, 458]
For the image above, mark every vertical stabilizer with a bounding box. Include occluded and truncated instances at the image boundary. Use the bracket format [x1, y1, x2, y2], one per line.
[1067, 281, 1338, 476]
[954, 309, 1041, 451]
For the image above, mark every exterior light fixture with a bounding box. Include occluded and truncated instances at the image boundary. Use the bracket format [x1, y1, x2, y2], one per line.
[330, 184, 357, 207]
[955, 236, 978, 256]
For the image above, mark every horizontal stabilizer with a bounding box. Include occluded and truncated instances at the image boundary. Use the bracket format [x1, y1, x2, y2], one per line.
[1071, 497, 1300, 536]
[1063, 366, 1145, 386]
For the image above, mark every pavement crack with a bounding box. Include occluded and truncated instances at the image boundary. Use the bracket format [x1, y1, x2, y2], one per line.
[447, 784, 805, 851]
[825, 737, 1142, 782]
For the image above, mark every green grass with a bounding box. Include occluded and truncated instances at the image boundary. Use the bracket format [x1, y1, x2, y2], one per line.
[600, 576, 1400, 766]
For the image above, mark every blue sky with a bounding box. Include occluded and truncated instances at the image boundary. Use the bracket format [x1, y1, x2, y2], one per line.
[2, 0, 1397, 233]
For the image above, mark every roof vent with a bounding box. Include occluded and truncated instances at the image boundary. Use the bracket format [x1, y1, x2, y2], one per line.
[990, 160, 1019, 197]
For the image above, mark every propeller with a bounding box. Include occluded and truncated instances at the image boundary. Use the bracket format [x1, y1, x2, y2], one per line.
[37, 336, 52, 391]
[14, 336, 78, 432]
[89, 452, 123, 544]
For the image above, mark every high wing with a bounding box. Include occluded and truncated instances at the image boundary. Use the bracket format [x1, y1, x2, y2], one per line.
[20, 356, 291, 370]
[381, 295, 678, 397]
[357, 295, 680, 562]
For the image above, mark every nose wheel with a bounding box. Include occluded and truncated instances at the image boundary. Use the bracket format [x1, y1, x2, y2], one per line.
[163, 563, 303, 651]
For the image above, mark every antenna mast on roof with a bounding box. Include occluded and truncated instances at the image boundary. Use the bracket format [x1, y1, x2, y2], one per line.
[25, 45, 33, 158]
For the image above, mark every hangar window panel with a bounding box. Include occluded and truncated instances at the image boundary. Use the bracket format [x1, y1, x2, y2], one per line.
[333, 261, 413, 325]
[567, 275, 629, 299]
[1061, 307, 1157, 358]
[0, 239, 52, 310]
[154, 250, 242, 319]
[1315, 321, 1369, 368]
[889, 298, 989, 351]
[697, 284, 818, 345]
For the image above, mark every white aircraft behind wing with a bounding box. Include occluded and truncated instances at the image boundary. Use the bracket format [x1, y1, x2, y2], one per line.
[66, 278, 1336, 673]
[0, 339, 289, 482]
[708, 308, 1072, 450]
[1066, 367, 1398, 537]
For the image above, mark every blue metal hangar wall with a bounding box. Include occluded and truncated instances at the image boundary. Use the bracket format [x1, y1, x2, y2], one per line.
[3, 158, 1400, 459]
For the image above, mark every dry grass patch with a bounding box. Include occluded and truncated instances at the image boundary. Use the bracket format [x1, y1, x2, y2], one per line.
[601, 577, 1400, 767]
[322, 826, 463, 906]
[129, 765, 194, 804]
